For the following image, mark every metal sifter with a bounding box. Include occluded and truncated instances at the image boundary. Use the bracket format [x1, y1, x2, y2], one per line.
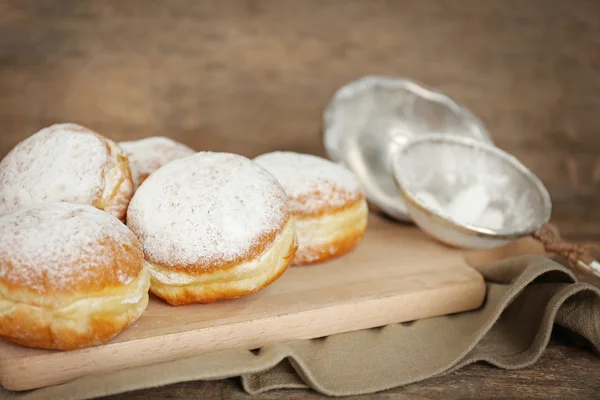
[323, 76, 492, 222]
[391, 134, 600, 278]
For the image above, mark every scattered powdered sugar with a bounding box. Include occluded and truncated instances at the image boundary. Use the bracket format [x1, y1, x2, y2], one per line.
[119, 137, 196, 190]
[0, 203, 141, 293]
[253, 151, 363, 215]
[126, 152, 289, 268]
[415, 184, 505, 230]
[0, 123, 110, 216]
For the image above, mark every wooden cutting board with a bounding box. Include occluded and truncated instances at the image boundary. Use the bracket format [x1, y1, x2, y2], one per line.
[0, 214, 485, 391]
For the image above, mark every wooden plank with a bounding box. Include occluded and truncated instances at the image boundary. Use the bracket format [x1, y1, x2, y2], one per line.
[0, 214, 485, 391]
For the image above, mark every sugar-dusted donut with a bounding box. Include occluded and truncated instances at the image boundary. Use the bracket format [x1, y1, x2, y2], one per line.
[254, 151, 368, 265]
[0, 203, 150, 350]
[0, 123, 133, 220]
[126, 152, 297, 305]
[119, 137, 195, 191]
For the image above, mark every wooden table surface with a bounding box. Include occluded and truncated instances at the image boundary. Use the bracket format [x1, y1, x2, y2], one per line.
[1, 1, 599, 398]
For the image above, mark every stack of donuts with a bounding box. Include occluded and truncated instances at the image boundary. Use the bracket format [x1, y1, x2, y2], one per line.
[0, 123, 368, 350]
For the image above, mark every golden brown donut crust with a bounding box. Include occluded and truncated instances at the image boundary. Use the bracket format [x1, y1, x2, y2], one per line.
[0, 123, 134, 221]
[0, 203, 150, 350]
[291, 187, 364, 218]
[293, 219, 366, 265]
[0, 236, 144, 295]
[126, 152, 296, 305]
[56, 125, 134, 220]
[293, 195, 368, 265]
[130, 218, 287, 275]
[50, 124, 134, 222]
[0, 272, 149, 350]
[93, 136, 134, 221]
[146, 219, 298, 305]
[0, 308, 141, 350]
[253, 151, 368, 265]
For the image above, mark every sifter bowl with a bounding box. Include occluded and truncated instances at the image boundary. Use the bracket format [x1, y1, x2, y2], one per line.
[391, 134, 600, 278]
[391, 134, 551, 249]
[323, 76, 493, 222]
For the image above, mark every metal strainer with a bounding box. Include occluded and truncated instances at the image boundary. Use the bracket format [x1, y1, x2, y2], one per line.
[391, 134, 600, 278]
[323, 76, 492, 222]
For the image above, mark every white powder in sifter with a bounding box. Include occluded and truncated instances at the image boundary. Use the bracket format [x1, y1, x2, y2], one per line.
[0, 123, 111, 216]
[416, 184, 505, 230]
[0, 203, 142, 294]
[119, 137, 196, 190]
[126, 152, 289, 268]
[415, 191, 443, 212]
[445, 185, 491, 226]
[478, 207, 505, 230]
[253, 151, 363, 216]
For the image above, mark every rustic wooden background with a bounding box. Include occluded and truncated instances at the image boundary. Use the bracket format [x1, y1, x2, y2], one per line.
[1, 1, 599, 398]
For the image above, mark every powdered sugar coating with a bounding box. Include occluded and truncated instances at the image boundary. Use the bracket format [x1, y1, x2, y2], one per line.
[0, 123, 111, 216]
[126, 152, 289, 269]
[119, 137, 196, 190]
[253, 151, 363, 216]
[0, 203, 143, 294]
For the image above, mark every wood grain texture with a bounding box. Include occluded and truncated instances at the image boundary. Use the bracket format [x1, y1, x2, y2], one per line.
[1, 0, 599, 398]
[0, 214, 485, 391]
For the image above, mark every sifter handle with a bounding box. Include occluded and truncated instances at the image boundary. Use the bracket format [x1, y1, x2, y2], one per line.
[532, 223, 600, 279]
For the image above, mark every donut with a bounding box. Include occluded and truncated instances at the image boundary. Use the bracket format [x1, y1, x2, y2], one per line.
[126, 152, 297, 306]
[0, 203, 150, 350]
[254, 151, 368, 265]
[119, 137, 195, 191]
[0, 123, 133, 220]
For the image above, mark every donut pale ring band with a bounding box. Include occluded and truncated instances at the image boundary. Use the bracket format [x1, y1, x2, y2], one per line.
[119, 137, 196, 191]
[144, 219, 296, 305]
[254, 151, 368, 265]
[294, 198, 368, 265]
[0, 203, 150, 350]
[0, 123, 134, 220]
[126, 152, 297, 306]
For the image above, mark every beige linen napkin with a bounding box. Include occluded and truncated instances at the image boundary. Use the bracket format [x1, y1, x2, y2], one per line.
[2, 255, 599, 399]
